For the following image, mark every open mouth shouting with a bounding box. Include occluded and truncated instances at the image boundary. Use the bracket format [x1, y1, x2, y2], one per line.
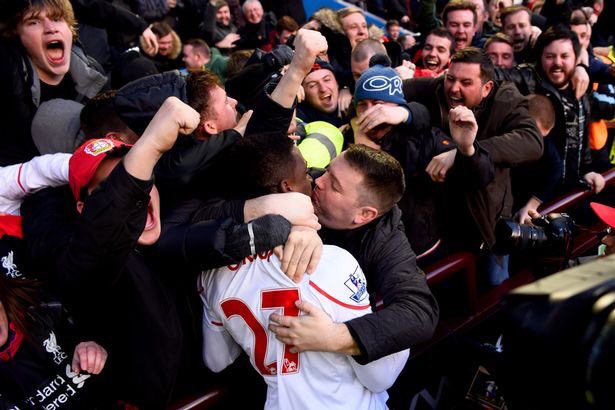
[448, 94, 464, 108]
[454, 36, 468, 50]
[512, 37, 526, 52]
[17, 9, 73, 84]
[144, 202, 157, 231]
[547, 66, 568, 86]
[137, 192, 162, 246]
[318, 92, 336, 112]
[46, 39, 66, 66]
[424, 56, 441, 71]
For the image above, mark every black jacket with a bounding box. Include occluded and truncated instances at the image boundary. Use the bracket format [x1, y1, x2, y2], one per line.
[22, 165, 183, 408]
[320, 207, 439, 364]
[0, 302, 105, 410]
[386, 125, 456, 255]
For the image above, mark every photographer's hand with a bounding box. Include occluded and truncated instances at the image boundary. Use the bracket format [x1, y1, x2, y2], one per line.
[528, 209, 542, 220]
[516, 196, 542, 224]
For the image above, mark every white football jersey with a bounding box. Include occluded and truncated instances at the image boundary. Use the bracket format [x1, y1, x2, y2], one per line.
[199, 245, 409, 410]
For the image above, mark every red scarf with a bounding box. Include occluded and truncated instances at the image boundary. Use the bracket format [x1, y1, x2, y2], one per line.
[0, 215, 23, 239]
[0, 322, 24, 361]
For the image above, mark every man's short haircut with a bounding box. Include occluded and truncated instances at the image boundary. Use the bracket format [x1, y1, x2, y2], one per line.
[185, 38, 211, 58]
[345, 144, 405, 214]
[534, 24, 581, 62]
[242, 0, 262, 15]
[386, 19, 400, 30]
[398, 34, 411, 47]
[426, 27, 456, 55]
[569, 11, 588, 26]
[1, 0, 77, 39]
[276, 15, 299, 34]
[151, 21, 173, 38]
[351, 38, 386, 62]
[484, 32, 514, 49]
[499, 5, 531, 26]
[337, 6, 365, 23]
[227, 132, 296, 198]
[81, 90, 133, 139]
[187, 71, 223, 118]
[442, 0, 478, 25]
[226, 49, 254, 78]
[214, 0, 228, 9]
[527, 93, 555, 132]
[450, 47, 495, 83]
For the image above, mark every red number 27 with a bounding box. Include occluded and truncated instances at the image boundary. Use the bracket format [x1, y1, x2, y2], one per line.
[221, 288, 300, 376]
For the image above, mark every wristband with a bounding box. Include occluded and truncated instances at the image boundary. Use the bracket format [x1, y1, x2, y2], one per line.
[247, 222, 256, 255]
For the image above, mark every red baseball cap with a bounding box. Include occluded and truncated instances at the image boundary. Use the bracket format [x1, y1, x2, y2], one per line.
[591, 202, 615, 229]
[69, 138, 132, 201]
[308, 59, 336, 76]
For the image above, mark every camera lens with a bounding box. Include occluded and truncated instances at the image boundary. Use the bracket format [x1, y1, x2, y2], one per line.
[494, 219, 548, 253]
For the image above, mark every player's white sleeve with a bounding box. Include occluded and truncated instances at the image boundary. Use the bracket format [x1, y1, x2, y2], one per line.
[0, 153, 70, 215]
[200, 272, 242, 373]
[349, 348, 410, 393]
[202, 317, 242, 373]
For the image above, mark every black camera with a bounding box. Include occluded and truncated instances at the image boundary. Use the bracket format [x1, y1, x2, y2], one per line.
[494, 213, 576, 255]
[500, 257, 615, 409]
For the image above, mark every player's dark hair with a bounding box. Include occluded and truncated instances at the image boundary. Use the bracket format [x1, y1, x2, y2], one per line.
[227, 133, 296, 198]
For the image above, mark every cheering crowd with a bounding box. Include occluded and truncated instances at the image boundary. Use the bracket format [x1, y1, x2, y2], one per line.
[1, 0, 614, 408]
